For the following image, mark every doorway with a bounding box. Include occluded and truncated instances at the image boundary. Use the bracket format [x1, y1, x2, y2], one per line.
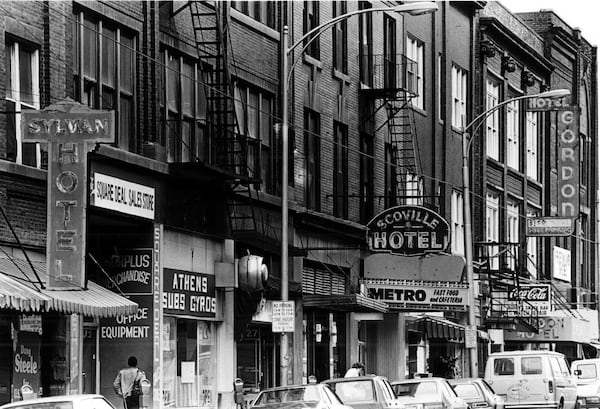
[82, 326, 97, 394]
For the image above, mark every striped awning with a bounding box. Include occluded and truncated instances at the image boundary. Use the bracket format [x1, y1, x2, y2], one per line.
[0, 257, 138, 317]
[408, 315, 465, 341]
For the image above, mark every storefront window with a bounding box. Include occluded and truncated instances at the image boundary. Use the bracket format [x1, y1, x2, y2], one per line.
[162, 317, 216, 408]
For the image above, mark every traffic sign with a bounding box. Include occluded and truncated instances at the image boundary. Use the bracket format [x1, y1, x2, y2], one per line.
[272, 300, 295, 333]
[526, 217, 573, 236]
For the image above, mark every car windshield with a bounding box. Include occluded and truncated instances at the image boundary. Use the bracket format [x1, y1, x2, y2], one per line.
[478, 379, 497, 394]
[255, 387, 320, 405]
[8, 403, 74, 409]
[395, 381, 438, 397]
[329, 380, 375, 403]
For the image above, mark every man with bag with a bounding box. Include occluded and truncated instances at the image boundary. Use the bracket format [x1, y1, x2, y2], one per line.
[113, 356, 146, 409]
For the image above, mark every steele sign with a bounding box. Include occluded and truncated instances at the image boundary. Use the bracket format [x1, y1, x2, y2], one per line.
[366, 205, 450, 255]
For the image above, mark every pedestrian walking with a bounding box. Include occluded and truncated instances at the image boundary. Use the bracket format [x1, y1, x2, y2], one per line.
[113, 356, 146, 409]
[344, 362, 365, 377]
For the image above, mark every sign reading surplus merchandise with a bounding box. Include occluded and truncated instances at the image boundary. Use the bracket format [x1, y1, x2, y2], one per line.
[163, 268, 216, 317]
[366, 205, 450, 255]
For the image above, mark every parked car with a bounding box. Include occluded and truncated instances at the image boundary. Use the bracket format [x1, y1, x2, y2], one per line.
[570, 358, 600, 409]
[448, 378, 504, 409]
[391, 377, 469, 409]
[0, 394, 116, 409]
[249, 383, 352, 409]
[322, 375, 408, 409]
[484, 350, 577, 409]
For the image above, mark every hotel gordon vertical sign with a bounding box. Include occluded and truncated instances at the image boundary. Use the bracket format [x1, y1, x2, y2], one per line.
[22, 103, 115, 288]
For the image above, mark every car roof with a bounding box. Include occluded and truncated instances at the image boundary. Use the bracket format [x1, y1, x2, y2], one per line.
[392, 377, 447, 384]
[489, 350, 564, 357]
[323, 375, 386, 382]
[258, 384, 320, 392]
[448, 378, 481, 383]
[572, 359, 600, 365]
[1, 394, 107, 408]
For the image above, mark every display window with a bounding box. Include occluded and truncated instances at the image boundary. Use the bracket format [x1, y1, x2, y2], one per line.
[162, 317, 216, 408]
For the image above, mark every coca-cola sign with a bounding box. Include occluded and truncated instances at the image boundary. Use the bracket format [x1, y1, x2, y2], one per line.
[508, 285, 550, 302]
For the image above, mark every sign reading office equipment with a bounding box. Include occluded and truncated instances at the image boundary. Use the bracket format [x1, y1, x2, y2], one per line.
[366, 206, 450, 255]
[90, 173, 155, 219]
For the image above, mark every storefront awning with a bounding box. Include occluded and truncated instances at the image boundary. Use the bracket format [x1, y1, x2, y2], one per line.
[303, 294, 389, 313]
[0, 257, 138, 317]
[408, 316, 465, 341]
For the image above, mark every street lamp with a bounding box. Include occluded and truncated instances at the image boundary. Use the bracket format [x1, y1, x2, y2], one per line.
[280, 2, 438, 386]
[462, 88, 571, 377]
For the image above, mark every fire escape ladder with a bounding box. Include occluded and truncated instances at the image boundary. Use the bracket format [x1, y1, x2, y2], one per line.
[189, 1, 260, 236]
[478, 242, 540, 333]
[383, 92, 422, 203]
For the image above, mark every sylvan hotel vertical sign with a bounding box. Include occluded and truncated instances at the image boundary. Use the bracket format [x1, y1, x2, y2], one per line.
[22, 100, 114, 289]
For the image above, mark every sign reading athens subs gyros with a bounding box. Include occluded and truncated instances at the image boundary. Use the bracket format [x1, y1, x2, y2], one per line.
[367, 205, 450, 255]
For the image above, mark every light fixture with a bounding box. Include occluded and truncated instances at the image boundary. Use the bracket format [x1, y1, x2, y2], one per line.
[501, 55, 516, 73]
[481, 40, 496, 59]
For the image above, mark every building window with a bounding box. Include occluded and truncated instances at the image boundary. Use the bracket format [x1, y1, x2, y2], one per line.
[451, 190, 465, 256]
[360, 133, 374, 223]
[383, 15, 396, 89]
[486, 80, 500, 160]
[332, 1, 348, 74]
[231, 1, 275, 28]
[73, 12, 136, 151]
[304, 109, 320, 210]
[385, 143, 396, 208]
[303, 1, 320, 60]
[333, 122, 348, 219]
[526, 111, 538, 180]
[5, 39, 42, 168]
[486, 193, 500, 269]
[506, 99, 520, 170]
[160, 49, 208, 164]
[404, 173, 423, 206]
[358, 1, 373, 86]
[437, 53, 442, 121]
[234, 83, 274, 192]
[162, 318, 216, 407]
[526, 210, 538, 279]
[451, 65, 467, 128]
[406, 36, 424, 109]
[506, 202, 519, 270]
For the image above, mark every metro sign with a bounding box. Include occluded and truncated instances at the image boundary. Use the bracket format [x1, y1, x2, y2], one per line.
[366, 205, 450, 255]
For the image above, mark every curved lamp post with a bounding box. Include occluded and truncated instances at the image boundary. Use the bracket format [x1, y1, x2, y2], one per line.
[462, 88, 571, 377]
[279, 2, 438, 386]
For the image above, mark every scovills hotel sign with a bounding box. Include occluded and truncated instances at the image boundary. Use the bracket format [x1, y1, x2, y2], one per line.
[367, 205, 450, 255]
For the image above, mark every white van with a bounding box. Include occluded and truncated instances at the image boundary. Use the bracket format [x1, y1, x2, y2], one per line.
[484, 350, 577, 409]
[570, 358, 600, 409]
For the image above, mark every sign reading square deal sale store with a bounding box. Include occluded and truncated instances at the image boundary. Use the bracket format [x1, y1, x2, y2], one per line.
[163, 268, 217, 318]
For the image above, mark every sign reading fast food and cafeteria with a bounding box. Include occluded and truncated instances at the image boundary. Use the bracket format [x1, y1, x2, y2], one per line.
[364, 205, 467, 311]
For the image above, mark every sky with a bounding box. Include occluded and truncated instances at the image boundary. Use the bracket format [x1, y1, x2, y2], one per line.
[500, 0, 599, 47]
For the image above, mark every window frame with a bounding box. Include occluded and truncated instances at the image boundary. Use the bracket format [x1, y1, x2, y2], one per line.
[358, 1, 373, 87]
[360, 132, 374, 223]
[526, 111, 539, 180]
[5, 39, 41, 168]
[486, 193, 500, 269]
[506, 201, 520, 270]
[303, 1, 320, 60]
[304, 109, 321, 210]
[333, 121, 348, 219]
[451, 64, 467, 128]
[332, 1, 348, 74]
[451, 190, 465, 256]
[406, 36, 424, 109]
[506, 99, 520, 170]
[486, 80, 500, 160]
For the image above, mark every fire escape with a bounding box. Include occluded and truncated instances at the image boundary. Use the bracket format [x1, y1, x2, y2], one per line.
[476, 242, 585, 334]
[187, 1, 261, 237]
[360, 54, 425, 207]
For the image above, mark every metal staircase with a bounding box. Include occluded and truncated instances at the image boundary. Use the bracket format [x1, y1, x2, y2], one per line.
[188, 1, 259, 236]
[383, 95, 422, 204]
[362, 54, 423, 206]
